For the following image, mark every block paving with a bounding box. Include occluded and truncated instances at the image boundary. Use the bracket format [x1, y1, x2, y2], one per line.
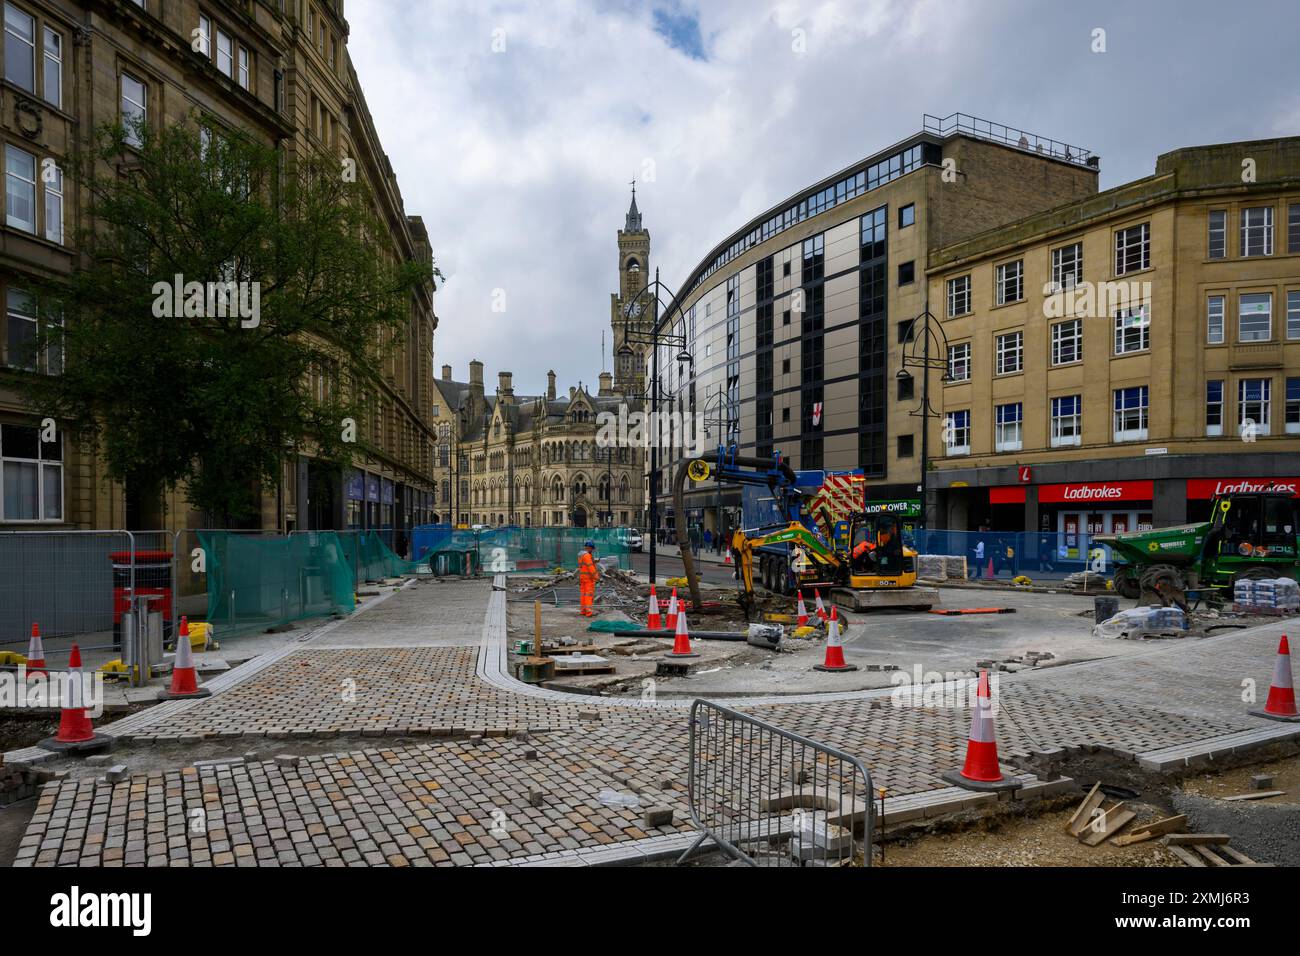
[14, 577, 1300, 866]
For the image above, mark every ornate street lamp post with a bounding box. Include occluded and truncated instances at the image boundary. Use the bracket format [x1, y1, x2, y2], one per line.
[898, 302, 950, 533]
[616, 268, 692, 584]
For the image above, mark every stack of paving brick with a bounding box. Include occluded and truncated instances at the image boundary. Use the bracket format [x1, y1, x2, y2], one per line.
[916, 555, 967, 581]
[0, 760, 40, 807]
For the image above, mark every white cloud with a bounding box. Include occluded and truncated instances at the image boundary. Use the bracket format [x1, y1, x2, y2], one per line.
[346, 0, 1300, 396]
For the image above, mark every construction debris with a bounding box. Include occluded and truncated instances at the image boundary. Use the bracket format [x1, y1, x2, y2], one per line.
[1221, 790, 1286, 801]
[1066, 783, 1136, 845]
[928, 607, 1016, 616]
[1110, 814, 1187, 847]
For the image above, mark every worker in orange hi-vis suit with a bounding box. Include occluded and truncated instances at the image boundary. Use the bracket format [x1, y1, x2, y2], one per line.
[577, 540, 600, 617]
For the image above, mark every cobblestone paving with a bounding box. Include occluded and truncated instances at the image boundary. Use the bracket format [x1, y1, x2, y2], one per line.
[15, 579, 1298, 866]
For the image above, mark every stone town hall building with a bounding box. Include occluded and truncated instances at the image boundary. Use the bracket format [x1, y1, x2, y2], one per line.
[431, 194, 650, 528]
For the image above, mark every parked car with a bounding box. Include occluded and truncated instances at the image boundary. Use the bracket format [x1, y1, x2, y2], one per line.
[617, 527, 643, 552]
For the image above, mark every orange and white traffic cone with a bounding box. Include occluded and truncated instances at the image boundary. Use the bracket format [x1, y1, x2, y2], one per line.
[39, 643, 109, 753]
[960, 671, 1001, 781]
[813, 607, 857, 672]
[1251, 635, 1300, 722]
[985, 557, 995, 579]
[724, 549, 733, 565]
[665, 588, 679, 631]
[941, 670, 1020, 791]
[25, 622, 46, 677]
[646, 585, 662, 631]
[158, 617, 212, 700]
[796, 590, 809, 627]
[814, 589, 829, 623]
[664, 607, 699, 659]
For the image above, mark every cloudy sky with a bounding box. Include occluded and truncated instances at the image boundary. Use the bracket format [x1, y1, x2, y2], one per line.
[347, 0, 1299, 396]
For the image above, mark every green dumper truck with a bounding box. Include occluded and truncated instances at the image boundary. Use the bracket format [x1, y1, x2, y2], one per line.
[1095, 490, 1300, 600]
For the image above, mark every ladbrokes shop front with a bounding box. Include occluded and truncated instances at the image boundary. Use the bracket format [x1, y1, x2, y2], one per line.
[933, 458, 1300, 535]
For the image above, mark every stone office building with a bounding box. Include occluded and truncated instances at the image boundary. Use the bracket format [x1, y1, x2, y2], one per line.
[926, 136, 1300, 539]
[0, 0, 439, 538]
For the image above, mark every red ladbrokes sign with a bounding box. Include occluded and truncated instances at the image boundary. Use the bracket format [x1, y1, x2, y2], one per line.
[1186, 478, 1300, 499]
[1038, 481, 1153, 503]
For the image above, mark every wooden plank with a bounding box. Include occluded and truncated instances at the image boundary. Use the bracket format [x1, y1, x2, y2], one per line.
[1107, 811, 1190, 848]
[1193, 844, 1232, 867]
[1221, 790, 1286, 801]
[1066, 782, 1103, 836]
[1217, 845, 1263, 866]
[1081, 808, 1136, 846]
[1168, 845, 1205, 867]
[1112, 814, 1188, 847]
[1163, 833, 1230, 846]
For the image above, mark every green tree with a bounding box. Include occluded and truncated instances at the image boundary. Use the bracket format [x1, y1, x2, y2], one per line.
[20, 118, 437, 525]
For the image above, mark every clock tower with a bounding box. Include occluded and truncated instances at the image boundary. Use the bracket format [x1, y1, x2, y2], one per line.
[610, 184, 651, 395]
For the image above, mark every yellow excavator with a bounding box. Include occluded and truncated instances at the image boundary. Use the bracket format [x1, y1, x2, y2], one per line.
[672, 445, 938, 620]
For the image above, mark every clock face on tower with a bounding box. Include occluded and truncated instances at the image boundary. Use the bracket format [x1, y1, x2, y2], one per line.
[623, 301, 641, 318]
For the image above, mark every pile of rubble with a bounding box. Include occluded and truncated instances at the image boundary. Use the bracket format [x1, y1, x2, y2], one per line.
[512, 565, 649, 605]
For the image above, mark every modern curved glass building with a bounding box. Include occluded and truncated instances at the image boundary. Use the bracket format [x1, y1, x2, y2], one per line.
[647, 114, 1099, 537]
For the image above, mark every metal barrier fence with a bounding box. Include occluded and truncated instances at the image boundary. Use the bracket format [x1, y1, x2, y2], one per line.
[0, 530, 135, 658]
[678, 699, 874, 867]
[907, 529, 1115, 582]
[0, 529, 180, 685]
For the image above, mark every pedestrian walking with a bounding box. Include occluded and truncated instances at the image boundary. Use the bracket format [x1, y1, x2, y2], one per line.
[970, 525, 987, 579]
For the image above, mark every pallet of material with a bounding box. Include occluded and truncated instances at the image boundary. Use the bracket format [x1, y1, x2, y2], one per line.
[550, 654, 615, 675]
[542, 644, 601, 656]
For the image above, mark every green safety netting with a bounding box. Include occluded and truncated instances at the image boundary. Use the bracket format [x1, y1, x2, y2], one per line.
[427, 527, 628, 574]
[330, 530, 427, 583]
[200, 530, 355, 637]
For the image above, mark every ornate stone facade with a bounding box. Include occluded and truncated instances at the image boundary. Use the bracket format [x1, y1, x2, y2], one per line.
[434, 366, 642, 529]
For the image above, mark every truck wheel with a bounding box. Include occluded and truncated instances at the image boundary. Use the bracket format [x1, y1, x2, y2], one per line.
[779, 558, 791, 595]
[1112, 566, 1141, 599]
[1139, 565, 1184, 595]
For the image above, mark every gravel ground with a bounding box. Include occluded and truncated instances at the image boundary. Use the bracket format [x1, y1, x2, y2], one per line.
[1171, 791, 1300, 866]
[880, 800, 1181, 867]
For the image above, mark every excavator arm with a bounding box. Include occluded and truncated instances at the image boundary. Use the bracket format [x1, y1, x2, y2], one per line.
[730, 522, 843, 620]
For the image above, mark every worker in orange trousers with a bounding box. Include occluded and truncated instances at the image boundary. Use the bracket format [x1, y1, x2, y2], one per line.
[578, 539, 600, 617]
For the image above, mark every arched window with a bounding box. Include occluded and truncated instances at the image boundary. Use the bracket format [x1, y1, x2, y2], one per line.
[598, 474, 610, 502]
[619, 475, 629, 504]
[626, 257, 640, 273]
[552, 476, 564, 502]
